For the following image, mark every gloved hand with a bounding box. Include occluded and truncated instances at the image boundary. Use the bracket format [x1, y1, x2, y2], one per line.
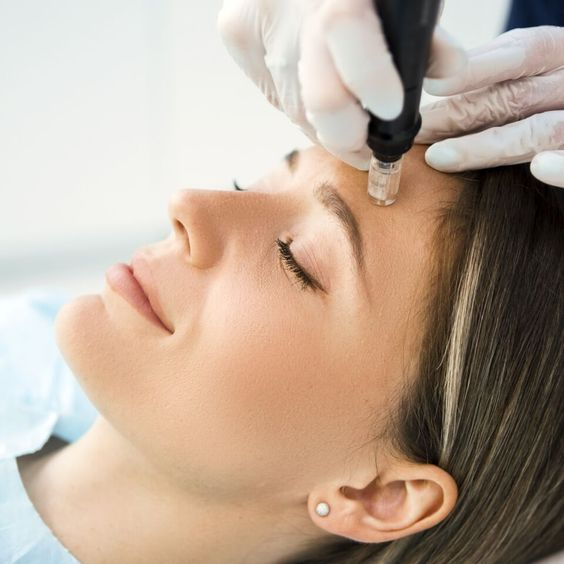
[218, 0, 466, 169]
[417, 26, 564, 188]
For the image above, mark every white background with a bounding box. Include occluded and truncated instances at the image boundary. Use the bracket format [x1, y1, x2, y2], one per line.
[0, 0, 511, 297]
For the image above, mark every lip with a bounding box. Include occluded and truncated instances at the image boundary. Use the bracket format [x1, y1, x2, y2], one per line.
[105, 257, 173, 334]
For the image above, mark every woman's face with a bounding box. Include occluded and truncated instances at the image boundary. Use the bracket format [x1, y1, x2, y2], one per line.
[55, 145, 461, 502]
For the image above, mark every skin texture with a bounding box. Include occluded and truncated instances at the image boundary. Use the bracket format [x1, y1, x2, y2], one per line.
[18, 145, 460, 564]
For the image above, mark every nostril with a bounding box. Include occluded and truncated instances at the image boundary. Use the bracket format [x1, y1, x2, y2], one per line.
[174, 220, 190, 255]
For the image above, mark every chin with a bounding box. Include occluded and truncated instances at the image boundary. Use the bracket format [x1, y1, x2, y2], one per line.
[53, 291, 152, 425]
[54, 293, 109, 389]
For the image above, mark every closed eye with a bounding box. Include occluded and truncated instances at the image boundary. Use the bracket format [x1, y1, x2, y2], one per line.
[276, 238, 324, 293]
[232, 180, 325, 293]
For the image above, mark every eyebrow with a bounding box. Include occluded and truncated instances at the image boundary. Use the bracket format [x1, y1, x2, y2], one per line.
[284, 150, 365, 276]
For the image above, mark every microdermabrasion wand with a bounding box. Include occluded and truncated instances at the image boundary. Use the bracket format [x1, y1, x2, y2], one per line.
[367, 0, 442, 206]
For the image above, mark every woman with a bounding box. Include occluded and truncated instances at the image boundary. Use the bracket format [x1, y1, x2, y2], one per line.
[5, 143, 562, 563]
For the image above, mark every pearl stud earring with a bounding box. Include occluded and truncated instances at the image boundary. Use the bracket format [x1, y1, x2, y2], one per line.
[315, 502, 330, 517]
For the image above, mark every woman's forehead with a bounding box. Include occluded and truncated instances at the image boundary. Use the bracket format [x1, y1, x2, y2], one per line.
[262, 144, 461, 208]
[278, 145, 462, 240]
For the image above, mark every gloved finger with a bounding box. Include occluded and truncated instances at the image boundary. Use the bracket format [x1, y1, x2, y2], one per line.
[530, 150, 564, 188]
[424, 26, 564, 96]
[258, 2, 321, 144]
[424, 110, 564, 171]
[425, 26, 467, 79]
[416, 67, 564, 143]
[321, 0, 404, 120]
[217, 0, 279, 108]
[299, 12, 371, 159]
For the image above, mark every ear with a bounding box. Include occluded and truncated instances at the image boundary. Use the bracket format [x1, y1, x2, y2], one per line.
[308, 457, 457, 543]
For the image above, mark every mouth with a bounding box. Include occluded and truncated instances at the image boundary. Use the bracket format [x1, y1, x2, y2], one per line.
[130, 253, 174, 334]
[105, 257, 173, 334]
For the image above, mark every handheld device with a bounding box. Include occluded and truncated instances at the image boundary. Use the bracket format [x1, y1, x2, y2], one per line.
[367, 0, 442, 206]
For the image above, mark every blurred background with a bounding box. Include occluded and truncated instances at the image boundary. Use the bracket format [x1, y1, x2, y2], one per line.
[0, 0, 511, 297]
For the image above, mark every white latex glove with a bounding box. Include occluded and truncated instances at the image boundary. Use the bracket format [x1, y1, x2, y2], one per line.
[417, 26, 564, 188]
[218, 0, 467, 170]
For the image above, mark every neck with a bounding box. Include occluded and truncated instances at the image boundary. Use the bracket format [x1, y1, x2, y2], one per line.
[18, 416, 320, 564]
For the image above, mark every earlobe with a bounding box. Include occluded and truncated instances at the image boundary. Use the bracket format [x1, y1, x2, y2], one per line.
[309, 460, 458, 544]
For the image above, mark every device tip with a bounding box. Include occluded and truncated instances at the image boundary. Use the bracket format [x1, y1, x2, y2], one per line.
[367, 156, 403, 206]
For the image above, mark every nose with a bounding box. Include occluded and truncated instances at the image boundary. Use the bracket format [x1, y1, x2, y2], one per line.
[168, 188, 276, 269]
[168, 189, 224, 269]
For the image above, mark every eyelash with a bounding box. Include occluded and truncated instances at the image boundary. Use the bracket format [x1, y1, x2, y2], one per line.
[276, 238, 317, 291]
[232, 180, 318, 292]
[232, 179, 246, 191]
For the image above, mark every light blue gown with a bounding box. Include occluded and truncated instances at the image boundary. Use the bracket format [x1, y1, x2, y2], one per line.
[0, 290, 98, 563]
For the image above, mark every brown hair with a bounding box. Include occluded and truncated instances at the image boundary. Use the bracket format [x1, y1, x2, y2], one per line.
[282, 164, 564, 564]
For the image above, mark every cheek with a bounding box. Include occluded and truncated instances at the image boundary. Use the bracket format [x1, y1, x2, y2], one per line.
[150, 277, 378, 495]
[55, 275, 383, 500]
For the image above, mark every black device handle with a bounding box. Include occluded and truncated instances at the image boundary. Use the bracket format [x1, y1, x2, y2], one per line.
[366, 0, 441, 162]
